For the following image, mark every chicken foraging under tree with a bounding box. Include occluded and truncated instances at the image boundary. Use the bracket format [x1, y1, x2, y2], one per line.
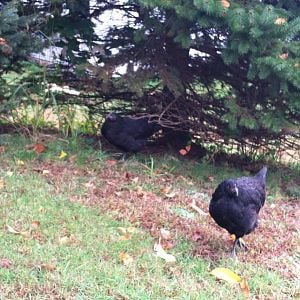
[101, 112, 162, 158]
[209, 166, 268, 256]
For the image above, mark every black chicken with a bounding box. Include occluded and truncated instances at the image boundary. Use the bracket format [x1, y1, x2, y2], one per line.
[101, 112, 162, 157]
[209, 166, 267, 255]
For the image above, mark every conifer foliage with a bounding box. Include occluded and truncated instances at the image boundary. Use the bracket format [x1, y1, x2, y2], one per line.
[1, 1, 300, 151]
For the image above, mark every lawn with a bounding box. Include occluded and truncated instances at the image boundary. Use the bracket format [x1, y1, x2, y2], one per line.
[0, 134, 299, 299]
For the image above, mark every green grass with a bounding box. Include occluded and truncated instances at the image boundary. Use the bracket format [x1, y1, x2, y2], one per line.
[0, 134, 298, 299]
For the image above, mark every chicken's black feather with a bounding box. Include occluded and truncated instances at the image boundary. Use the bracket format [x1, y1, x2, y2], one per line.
[101, 112, 162, 154]
[209, 167, 267, 254]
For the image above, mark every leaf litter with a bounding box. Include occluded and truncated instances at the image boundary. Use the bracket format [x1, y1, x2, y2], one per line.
[30, 160, 299, 280]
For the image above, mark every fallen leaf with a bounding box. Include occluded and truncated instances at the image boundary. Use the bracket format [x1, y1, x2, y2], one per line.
[127, 227, 136, 233]
[6, 224, 21, 234]
[185, 145, 192, 152]
[118, 233, 132, 241]
[6, 225, 30, 238]
[68, 154, 77, 163]
[58, 150, 67, 159]
[192, 231, 202, 242]
[275, 17, 286, 25]
[240, 277, 251, 298]
[106, 159, 117, 166]
[0, 178, 5, 189]
[31, 220, 40, 229]
[207, 176, 215, 182]
[124, 172, 131, 180]
[117, 227, 127, 235]
[279, 53, 288, 59]
[179, 149, 188, 156]
[0, 145, 5, 153]
[221, 0, 230, 8]
[165, 191, 176, 198]
[119, 252, 134, 265]
[210, 267, 241, 283]
[16, 159, 24, 166]
[33, 143, 47, 154]
[132, 176, 139, 183]
[0, 37, 8, 45]
[42, 170, 50, 175]
[161, 240, 175, 250]
[38, 263, 56, 272]
[160, 228, 171, 240]
[136, 187, 144, 197]
[0, 258, 12, 268]
[154, 243, 176, 263]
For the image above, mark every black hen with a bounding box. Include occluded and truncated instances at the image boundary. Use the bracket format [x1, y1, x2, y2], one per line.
[209, 167, 267, 255]
[101, 112, 162, 157]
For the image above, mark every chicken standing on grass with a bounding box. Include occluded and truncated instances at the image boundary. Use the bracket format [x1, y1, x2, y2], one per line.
[209, 166, 268, 256]
[101, 112, 162, 159]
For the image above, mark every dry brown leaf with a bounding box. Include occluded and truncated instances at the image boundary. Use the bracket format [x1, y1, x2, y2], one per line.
[117, 227, 127, 235]
[33, 143, 47, 154]
[118, 233, 132, 241]
[154, 243, 176, 263]
[192, 231, 202, 242]
[240, 277, 251, 298]
[0, 258, 12, 268]
[106, 159, 117, 166]
[136, 187, 144, 197]
[119, 252, 134, 265]
[0, 178, 5, 190]
[31, 220, 41, 229]
[210, 267, 241, 283]
[39, 263, 56, 272]
[0, 145, 5, 153]
[68, 154, 77, 164]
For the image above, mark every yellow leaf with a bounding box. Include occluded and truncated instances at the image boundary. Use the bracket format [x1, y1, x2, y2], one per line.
[119, 252, 134, 265]
[16, 160, 24, 166]
[59, 150, 67, 159]
[274, 17, 286, 25]
[210, 267, 241, 283]
[42, 170, 50, 175]
[154, 243, 176, 263]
